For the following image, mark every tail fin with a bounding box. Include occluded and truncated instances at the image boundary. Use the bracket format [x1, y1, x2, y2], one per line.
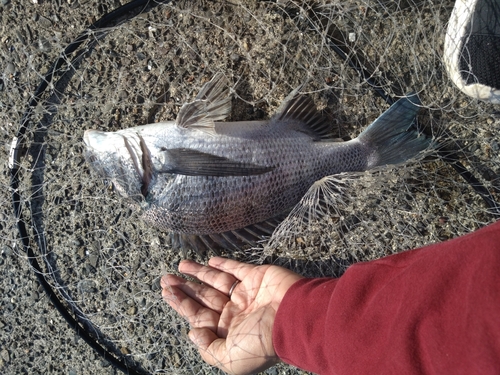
[357, 93, 432, 168]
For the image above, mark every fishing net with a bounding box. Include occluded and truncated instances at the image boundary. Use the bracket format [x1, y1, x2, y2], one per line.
[1, 0, 499, 373]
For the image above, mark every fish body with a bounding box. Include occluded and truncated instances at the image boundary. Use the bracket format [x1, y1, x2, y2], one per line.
[84, 74, 431, 252]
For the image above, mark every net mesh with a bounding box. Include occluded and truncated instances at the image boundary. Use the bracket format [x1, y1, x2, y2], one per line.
[1, 0, 499, 373]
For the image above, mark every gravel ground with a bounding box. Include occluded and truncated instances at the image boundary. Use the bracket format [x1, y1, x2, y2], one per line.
[0, 253, 112, 374]
[1, 0, 498, 374]
[1, 2, 125, 374]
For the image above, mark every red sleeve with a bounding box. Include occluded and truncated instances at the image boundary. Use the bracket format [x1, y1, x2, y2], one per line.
[273, 220, 500, 375]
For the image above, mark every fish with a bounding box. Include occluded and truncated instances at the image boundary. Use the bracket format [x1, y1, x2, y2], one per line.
[83, 73, 431, 254]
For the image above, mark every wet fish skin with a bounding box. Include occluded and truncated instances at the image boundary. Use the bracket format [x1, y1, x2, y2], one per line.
[83, 73, 431, 251]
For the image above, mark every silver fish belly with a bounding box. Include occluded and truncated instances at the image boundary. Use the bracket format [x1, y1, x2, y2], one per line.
[84, 73, 431, 253]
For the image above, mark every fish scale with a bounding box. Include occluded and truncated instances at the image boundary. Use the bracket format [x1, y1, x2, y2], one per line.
[83, 73, 432, 254]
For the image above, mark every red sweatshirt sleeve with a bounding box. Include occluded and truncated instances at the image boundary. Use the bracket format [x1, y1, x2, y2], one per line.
[273, 220, 500, 375]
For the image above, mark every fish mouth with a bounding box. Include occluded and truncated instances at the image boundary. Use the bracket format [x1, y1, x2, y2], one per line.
[83, 129, 111, 176]
[83, 129, 93, 148]
[83, 129, 106, 150]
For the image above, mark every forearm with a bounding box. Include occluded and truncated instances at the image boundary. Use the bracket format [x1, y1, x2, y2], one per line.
[273, 220, 500, 374]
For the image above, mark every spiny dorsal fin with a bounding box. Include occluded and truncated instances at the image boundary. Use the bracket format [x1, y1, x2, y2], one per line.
[273, 86, 335, 140]
[176, 73, 232, 132]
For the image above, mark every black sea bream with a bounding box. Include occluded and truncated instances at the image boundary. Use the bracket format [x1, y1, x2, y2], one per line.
[83, 74, 431, 253]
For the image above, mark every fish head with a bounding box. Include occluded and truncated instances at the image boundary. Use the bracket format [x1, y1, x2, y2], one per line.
[83, 129, 152, 203]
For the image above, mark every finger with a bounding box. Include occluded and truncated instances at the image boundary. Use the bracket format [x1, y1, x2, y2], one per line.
[189, 328, 229, 370]
[179, 260, 238, 296]
[162, 274, 228, 313]
[161, 277, 220, 332]
[209, 257, 256, 281]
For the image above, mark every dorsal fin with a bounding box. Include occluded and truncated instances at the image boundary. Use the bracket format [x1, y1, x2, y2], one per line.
[273, 86, 335, 140]
[175, 73, 232, 132]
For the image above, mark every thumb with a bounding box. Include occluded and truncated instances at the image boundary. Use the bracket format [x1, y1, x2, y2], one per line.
[189, 328, 228, 368]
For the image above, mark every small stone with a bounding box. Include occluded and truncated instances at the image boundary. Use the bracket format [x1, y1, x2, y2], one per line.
[491, 140, 499, 152]
[119, 90, 128, 100]
[72, 238, 83, 247]
[127, 306, 137, 315]
[37, 15, 52, 28]
[103, 103, 113, 112]
[15, 30, 25, 45]
[89, 253, 98, 268]
[438, 216, 449, 224]
[151, 277, 161, 291]
[2, 245, 13, 256]
[0, 349, 10, 362]
[120, 347, 130, 355]
[4, 62, 15, 75]
[38, 37, 51, 52]
[30, 291, 40, 302]
[85, 264, 96, 274]
[172, 352, 181, 367]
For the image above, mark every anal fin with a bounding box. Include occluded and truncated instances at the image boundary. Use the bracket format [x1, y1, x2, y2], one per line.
[171, 212, 290, 256]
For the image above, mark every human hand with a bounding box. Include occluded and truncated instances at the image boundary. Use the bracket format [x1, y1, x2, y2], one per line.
[161, 257, 303, 375]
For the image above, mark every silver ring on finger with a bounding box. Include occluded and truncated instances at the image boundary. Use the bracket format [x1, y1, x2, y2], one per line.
[228, 280, 240, 298]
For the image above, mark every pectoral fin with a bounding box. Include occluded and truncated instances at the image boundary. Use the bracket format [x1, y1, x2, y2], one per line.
[160, 148, 274, 176]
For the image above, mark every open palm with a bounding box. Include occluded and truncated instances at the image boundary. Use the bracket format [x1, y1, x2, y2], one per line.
[161, 257, 303, 375]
